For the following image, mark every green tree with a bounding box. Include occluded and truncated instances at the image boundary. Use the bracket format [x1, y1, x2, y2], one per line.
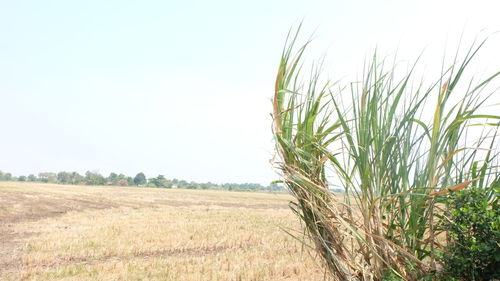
[27, 174, 37, 182]
[70, 172, 84, 184]
[186, 181, 199, 189]
[126, 176, 134, 186]
[107, 172, 118, 185]
[115, 174, 128, 186]
[85, 171, 106, 185]
[148, 175, 172, 188]
[177, 180, 188, 188]
[18, 175, 27, 181]
[133, 172, 146, 186]
[57, 171, 71, 184]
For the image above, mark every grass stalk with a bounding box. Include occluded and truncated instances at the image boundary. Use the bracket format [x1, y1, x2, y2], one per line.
[273, 26, 499, 280]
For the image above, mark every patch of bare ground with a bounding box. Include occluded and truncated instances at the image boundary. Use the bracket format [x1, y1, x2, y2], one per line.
[0, 188, 121, 278]
[0, 190, 120, 224]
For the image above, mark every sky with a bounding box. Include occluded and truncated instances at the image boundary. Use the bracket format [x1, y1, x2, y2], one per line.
[1, 0, 499, 185]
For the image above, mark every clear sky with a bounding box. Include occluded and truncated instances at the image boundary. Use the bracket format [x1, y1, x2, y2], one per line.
[1, 0, 499, 185]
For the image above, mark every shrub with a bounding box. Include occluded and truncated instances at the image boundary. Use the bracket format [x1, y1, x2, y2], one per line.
[439, 185, 499, 280]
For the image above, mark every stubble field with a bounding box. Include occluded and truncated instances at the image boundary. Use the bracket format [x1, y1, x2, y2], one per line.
[0, 182, 326, 281]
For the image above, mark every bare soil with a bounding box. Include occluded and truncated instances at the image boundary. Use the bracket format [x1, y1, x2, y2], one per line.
[0, 189, 120, 276]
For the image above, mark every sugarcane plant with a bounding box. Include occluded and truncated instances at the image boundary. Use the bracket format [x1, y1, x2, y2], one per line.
[272, 26, 500, 280]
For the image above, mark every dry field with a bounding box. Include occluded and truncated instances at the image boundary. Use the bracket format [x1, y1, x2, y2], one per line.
[0, 182, 327, 281]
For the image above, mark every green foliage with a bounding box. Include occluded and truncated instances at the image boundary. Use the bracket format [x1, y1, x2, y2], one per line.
[107, 172, 119, 185]
[381, 271, 403, 281]
[0, 169, 283, 192]
[125, 176, 133, 186]
[111, 173, 127, 186]
[84, 171, 106, 185]
[57, 172, 71, 184]
[439, 185, 500, 281]
[133, 172, 147, 186]
[148, 175, 172, 188]
[70, 172, 84, 184]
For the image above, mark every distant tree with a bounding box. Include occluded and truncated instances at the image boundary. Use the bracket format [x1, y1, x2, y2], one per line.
[126, 176, 134, 186]
[107, 172, 118, 185]
[84, 171, 106, 185]
[133, 172, 146, 186]
[178, 180, 188, 188]
[57, 171, 71, 184]
[148, 175, 172, 188]
[27, 174, 37, 182]
[163, 180, 173, 188]
[186, 181, 200, 189]
[0, 170, 281, 192]
[199, 183, 211, 189]
[269, 183, 284, 191]
[38, 172, 56, 183]
[147, 178, 156, 187]
[114, 174, 128, 186]
[70, 172, 84, 184]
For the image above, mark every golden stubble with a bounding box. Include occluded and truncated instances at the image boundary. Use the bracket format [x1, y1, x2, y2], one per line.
[0, 182, 327, 281]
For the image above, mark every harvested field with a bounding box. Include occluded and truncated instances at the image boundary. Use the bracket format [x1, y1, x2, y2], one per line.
[0, 182, 326, 280]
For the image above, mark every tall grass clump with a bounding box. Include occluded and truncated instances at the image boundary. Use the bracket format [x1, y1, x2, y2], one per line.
[272, 26, 499, 280]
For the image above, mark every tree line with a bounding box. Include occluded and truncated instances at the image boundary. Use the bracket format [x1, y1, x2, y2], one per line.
[0, 170, 284, 192]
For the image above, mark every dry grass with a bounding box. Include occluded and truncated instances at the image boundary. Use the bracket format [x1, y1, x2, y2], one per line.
[0, 182, 327, 281]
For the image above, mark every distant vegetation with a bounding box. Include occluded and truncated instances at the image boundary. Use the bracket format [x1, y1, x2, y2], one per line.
[0, 170, 284, 192]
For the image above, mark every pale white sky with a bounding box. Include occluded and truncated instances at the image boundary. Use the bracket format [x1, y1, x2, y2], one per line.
[0, 0, 499, 184]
